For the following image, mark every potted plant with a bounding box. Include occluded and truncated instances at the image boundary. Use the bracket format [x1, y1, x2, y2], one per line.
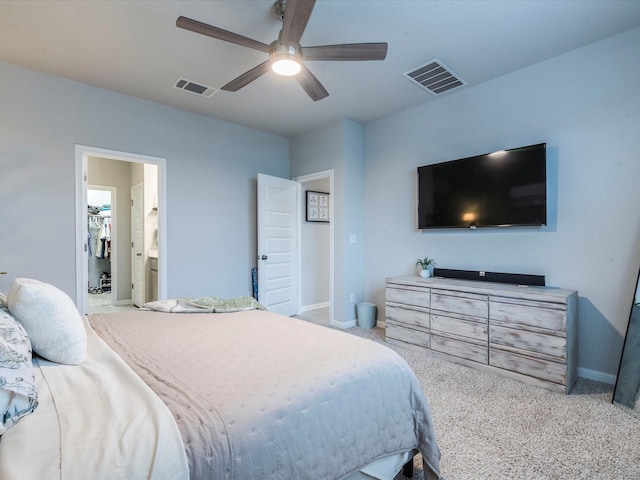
[415, 257, 437, 278]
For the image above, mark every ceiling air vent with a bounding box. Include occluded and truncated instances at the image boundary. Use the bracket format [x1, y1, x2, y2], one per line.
[403, 59, 466, 95]
[173, 77, 217, 97]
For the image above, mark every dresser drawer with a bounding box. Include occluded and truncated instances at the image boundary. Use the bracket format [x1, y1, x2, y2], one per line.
[431, 291, 487, 320]
[490, 347, 566, 385]
[386, 323, 429, 349]
[386, 287, 430, 308]
[431, 334, 488, 364]
[490, 300, 566, 332]
[490, 325, 566, 360]
[431, 314, 487, 343]
[386, 304, 429, 330]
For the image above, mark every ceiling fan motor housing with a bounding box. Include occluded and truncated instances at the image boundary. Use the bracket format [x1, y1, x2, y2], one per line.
[271, 41, 300, 59]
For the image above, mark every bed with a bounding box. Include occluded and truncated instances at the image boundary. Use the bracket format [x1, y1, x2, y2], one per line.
[0, 280, 441, 480]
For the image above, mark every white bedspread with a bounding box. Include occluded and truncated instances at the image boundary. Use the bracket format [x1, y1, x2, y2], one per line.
[0, 317, 189, 480]
[89, 309, 441, 480]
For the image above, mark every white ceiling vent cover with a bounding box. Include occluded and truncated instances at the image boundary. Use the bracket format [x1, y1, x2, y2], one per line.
[173, 77, 218, 97]
[403, 59, 466, 95]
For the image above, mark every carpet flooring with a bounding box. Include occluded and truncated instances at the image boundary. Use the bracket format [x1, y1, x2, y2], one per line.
[299, 312, 640, 480]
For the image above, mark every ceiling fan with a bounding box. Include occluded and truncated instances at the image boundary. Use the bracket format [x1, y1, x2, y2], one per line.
[176, 0, 388, 101]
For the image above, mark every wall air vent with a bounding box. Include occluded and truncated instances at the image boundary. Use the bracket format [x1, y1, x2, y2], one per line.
[403, 59, 466, 95]
[172, 77, 218, 97]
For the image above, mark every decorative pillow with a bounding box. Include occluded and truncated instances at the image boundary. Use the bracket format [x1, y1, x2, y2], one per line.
[0, 307, 38, 435]
[7, 278, 87, 365]
[0, 292, 6, 308]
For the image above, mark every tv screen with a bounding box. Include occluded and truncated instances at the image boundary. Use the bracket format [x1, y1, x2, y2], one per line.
[417, 143, 547, 229]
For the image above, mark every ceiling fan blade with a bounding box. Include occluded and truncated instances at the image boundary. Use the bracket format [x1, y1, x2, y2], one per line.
[221, 60, 272, 92]
[177, 16, 271, 53]
[280, 0, 316, 46]
[302, 43, 388, 61]
[296, 64, 329, 102]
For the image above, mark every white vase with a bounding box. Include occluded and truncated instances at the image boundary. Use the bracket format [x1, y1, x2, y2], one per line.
[419, 269, 431, 278]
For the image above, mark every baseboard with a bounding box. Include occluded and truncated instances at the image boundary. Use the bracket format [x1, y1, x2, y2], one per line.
[333, 319, 357, 329]
[115, 299, 133, 306]
[579, 367, 616, 385]
[300, 301, 330, 313]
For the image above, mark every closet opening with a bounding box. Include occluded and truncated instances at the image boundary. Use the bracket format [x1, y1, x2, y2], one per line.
[88, 187, 114, 311]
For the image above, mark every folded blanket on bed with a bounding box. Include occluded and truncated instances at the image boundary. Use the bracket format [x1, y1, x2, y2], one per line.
[141, 296, 266, 313]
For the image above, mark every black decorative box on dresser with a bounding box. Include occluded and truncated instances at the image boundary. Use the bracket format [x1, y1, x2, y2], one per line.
[385, 276, 578, 394]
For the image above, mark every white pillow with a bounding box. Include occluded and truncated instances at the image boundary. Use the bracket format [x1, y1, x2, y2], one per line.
[0, 291, 6, 308]
[0, 307, 38, 435]
[7, 278, 87, 365]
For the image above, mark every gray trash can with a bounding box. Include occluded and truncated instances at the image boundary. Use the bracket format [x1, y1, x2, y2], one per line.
[356, 302, 377, 329]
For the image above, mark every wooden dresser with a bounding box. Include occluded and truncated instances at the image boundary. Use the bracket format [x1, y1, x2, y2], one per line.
[385, 276, 578, 393]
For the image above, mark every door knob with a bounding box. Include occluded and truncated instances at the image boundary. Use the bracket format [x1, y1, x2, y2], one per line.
[137, 253, 142, 257]
[260, 255, 268, 260]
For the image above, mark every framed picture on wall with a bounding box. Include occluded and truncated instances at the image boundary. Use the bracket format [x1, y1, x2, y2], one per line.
[306, 191, 330, 223]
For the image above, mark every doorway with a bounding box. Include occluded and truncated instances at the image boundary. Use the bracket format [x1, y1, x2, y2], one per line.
[75, 145, 167, 314]
[293, 169, 334, 327]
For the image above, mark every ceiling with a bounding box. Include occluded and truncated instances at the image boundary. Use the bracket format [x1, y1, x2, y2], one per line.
[1, 0, 639, 138]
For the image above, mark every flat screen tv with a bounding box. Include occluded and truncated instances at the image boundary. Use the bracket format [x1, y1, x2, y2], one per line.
[417, 143, 547, 229]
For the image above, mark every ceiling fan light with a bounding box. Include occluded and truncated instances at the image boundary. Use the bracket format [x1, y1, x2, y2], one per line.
[272, 56, 301, 76]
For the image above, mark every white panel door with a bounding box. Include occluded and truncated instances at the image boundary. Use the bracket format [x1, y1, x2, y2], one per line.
[257, 173, 300, 316]
[131, 183, 144, 307]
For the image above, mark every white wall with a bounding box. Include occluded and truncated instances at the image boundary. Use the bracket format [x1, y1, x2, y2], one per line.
[363, 26, 640, 380]
[0, 61, 289, 300]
